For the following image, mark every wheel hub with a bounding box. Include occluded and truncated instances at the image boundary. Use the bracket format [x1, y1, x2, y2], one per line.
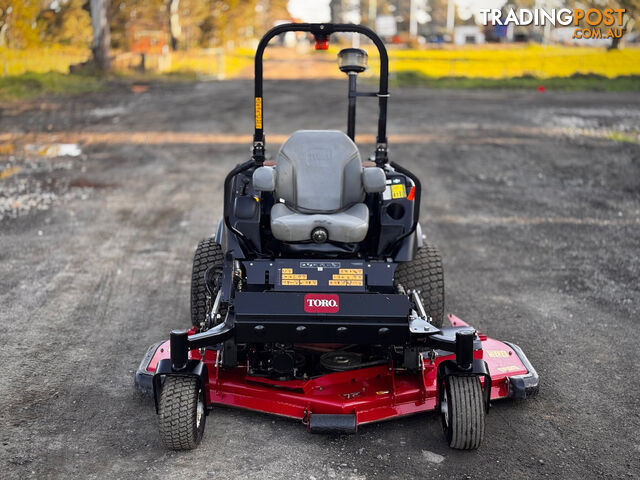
[196, 395, 204, 428]
[441, 389, 449, 428]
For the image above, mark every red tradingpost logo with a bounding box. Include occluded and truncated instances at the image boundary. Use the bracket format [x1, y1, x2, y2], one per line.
[304, 294, 339, 313]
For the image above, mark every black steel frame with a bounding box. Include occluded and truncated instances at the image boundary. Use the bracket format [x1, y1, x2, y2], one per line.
[168, 299, 481, 373]
[251, 23, 390, 166]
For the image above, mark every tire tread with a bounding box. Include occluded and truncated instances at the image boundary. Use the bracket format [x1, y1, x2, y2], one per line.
[394, 244, 445, 327]
[158, 376, 204, 450]
[447, 376, 485, 450]
[191, 238, 224, 327]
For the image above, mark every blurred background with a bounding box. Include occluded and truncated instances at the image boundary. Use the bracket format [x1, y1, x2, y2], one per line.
[0, 0, 639, 98]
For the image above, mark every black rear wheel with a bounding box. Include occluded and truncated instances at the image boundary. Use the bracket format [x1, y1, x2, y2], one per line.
[158, 376, 206, 450]
[191, 238, 224, 328]
[394, 244, 445, 327]
[440, 375, 485, 450]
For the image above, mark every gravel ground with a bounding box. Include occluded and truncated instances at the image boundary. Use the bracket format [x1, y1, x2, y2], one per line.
[1, 80, 639, 479]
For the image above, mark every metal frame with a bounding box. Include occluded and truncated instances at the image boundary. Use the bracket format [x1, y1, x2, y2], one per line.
[168, 299, 483, 372]
[251, 23, 390, 166]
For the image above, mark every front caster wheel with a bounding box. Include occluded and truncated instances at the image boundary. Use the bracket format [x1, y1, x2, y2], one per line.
[440, 375, 485, 450]
[158, 376, 206, 450]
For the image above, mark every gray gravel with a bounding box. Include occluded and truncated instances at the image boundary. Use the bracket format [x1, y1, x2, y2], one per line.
[1, 80, 639, 479]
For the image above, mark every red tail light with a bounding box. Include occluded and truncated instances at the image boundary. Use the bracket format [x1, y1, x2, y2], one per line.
[314, 35, 329, 50]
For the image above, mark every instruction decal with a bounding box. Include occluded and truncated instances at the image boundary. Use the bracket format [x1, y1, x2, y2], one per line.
[255, 97, 263, 129]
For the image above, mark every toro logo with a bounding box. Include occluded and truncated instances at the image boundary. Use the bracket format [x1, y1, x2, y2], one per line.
[304, 294, 339, 313]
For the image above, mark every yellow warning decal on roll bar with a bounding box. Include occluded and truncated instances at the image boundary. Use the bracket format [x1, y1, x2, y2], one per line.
[255, 97, 263, 129]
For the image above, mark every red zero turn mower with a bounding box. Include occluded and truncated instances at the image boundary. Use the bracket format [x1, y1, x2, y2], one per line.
[135, 23, 539, 451]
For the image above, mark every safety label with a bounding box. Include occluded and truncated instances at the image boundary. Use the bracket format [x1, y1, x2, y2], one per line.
[255, 97, 263, 129]
[390, 184, 406, 199]
[281, 268, 318, 286]
[329, 268, 363, 286]
[486, 350, 509, 358]
[278, 267, 363, 287]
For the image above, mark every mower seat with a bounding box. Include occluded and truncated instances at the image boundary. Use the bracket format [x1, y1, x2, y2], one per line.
[253, 130, 386, 243]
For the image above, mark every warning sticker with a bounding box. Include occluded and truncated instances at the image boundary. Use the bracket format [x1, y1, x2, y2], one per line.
[279, 268, 319, 285]
[281, 278, 318, 286]
[329, 280, 363, 286]
[282, 274, 307, 280]
[329, 268, 363, 286]
[276, 263, 365, 290]
[487, 350, 509, 358]
[390, 184, 406, 199]
[339, 268, 362, 275]
[255, 97, 263, 129]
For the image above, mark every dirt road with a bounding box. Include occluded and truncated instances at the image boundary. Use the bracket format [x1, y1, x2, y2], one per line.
[1, 80, 639, 479]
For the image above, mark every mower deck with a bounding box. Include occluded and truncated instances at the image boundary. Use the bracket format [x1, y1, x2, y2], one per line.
[136, 314, 537, 431]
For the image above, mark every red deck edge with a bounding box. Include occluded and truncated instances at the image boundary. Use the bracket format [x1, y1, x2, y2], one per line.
[144, 316, 529, 426]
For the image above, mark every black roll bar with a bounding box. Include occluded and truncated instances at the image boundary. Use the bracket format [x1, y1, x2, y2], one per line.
[252, 23, 389, 166]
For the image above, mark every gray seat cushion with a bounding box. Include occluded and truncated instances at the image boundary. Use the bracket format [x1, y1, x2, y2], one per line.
[269, 130, 381, 243]
[274, 130, 364, 212]
[271, 203, 369, 243]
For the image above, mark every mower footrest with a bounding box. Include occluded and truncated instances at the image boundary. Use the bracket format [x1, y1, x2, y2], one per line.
[308, 414, 357, 434]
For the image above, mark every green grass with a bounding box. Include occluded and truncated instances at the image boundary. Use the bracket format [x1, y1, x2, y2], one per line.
[0, 70, 203, 101]
[607, 131, 640, 145]
[391, 72, 640, 91]
[3, 69, 639, 102]
[0, 71, 106, 101]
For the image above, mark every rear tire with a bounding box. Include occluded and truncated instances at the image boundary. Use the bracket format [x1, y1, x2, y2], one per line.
[440, 375, 485, 450]
[394, 244, 445, 327]
[158, 376, 206, 451]
[191, 238, 224, 328]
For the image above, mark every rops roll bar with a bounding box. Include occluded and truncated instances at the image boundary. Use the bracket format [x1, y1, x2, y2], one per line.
[252, 23, 390, 166]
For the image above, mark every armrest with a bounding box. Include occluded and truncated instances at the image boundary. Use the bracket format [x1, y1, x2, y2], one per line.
[362, 167, 386, 193]
[253, 166, 276, 192]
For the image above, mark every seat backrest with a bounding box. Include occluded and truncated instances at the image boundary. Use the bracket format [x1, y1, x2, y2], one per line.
[275, 130, 364, 212]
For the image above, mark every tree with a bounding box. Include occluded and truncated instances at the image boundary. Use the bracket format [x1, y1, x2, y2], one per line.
[0, 0, 41, 48]
[90, 0, 110, 71]
[609, 0, 639, 49]
[201, 0, 289, 48]
[39, 0, 92, 46]
[168, 0, 180, 49]
[170, 0, 211, 49]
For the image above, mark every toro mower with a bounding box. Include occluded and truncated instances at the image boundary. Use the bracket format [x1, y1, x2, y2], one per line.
[135, 23, 538, 451]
